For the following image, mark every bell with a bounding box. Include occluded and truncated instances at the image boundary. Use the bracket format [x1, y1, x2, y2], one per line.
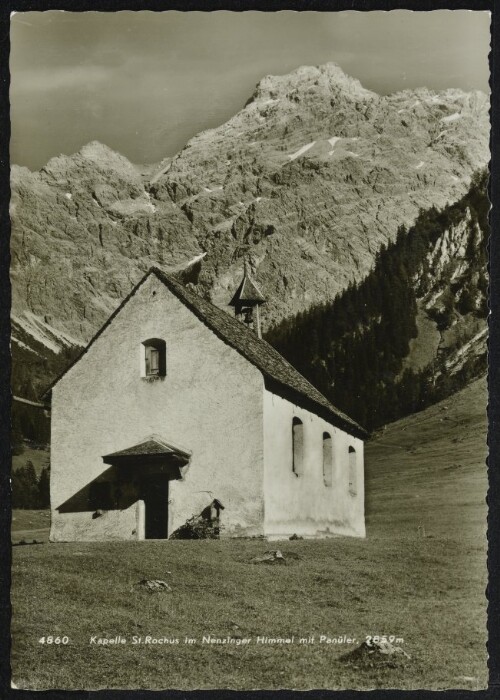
[243, 308, 253, 325]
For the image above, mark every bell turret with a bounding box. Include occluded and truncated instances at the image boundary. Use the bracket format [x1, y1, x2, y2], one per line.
[229, 265, 266, 338]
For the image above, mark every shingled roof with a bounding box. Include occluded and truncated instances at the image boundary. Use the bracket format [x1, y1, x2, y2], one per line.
[102, 438, 190, 465]
[229, 273, 266, 306]
[45, 267, 368, 439]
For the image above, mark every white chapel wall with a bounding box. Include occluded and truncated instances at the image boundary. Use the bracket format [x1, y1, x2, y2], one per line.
[50, 275, 265, 541]
[263, 389, 365, 539]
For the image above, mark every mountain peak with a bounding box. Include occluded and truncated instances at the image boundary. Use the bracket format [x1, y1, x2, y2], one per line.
[77, 141, 138, 172]
[41, 140, 138, 180]
[250, 61, 377, 105]
[79, 140, 121, 159]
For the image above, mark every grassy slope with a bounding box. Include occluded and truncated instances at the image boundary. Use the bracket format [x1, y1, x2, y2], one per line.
[366, 375, 487, 539]
[402, 306, 441, 373]
[11, 510, 50, 544]
[11, 378, 488, 691]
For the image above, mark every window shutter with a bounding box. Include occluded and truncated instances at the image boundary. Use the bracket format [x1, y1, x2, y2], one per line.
[150, 348, 159, 373]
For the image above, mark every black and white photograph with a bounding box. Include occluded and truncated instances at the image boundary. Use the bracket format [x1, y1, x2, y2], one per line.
[7, 8, 492, 691]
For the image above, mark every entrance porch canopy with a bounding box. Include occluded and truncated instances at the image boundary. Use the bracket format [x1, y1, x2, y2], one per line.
[102, 438, 191, 479]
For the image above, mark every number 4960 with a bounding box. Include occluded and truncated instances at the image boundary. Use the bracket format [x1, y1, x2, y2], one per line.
[38, 636, 69, 645]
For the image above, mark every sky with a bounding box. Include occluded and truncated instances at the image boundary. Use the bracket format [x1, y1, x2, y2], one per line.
[10, 10, 491, 170]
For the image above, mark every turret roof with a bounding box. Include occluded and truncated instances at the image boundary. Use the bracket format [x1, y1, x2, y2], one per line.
[228, 273, 266, 306]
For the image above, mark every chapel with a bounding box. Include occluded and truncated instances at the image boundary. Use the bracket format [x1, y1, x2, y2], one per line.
[48, 266, 366, 541]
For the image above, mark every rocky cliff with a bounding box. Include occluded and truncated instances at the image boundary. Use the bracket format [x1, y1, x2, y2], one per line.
[11, 62, 489, 347]
[406, 200, 488, 380]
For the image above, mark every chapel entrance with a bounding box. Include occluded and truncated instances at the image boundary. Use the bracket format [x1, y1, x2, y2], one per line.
[143, 477, 169, 539]
[101, 437, 192, 542]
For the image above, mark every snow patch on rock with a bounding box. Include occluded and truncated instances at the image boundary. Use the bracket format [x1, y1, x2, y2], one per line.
[288, 142, 316, 161]
[149, 162, 172, 185]
[328, 137, 341, 155]
[185, 252, 207, 267]
[440, 112, 461, 124]
[144, 191, 156, 212]
[13, 312, 84, 354]
[11, 335, 40, 355]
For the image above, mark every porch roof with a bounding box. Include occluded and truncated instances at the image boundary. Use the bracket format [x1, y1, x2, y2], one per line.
[102, 438, 190, 466]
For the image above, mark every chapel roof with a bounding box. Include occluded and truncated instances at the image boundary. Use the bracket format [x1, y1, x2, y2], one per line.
[44, 267, 368, 439]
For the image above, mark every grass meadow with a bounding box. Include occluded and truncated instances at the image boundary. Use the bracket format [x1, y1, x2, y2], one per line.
[10, 378, 488, 690]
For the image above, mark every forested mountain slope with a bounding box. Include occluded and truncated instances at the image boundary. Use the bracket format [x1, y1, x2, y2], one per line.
[265, 170, 488, 430]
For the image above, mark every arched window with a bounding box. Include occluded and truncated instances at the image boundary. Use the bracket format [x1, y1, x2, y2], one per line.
[142, 338, 166, 377]
[323, 432, 333, 487]
[348, 446, 357, 496]
[292, 417, 304, 476]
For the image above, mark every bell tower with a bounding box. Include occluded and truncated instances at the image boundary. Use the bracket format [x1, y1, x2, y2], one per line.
[229, 264, 266, 338]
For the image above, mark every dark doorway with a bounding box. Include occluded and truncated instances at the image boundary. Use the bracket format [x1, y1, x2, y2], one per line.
[143, 477, 169, 539]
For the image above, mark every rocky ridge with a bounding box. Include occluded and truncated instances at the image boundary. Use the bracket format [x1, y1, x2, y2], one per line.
[407, 204, 488, 379]
[11, 62, 490, 344]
